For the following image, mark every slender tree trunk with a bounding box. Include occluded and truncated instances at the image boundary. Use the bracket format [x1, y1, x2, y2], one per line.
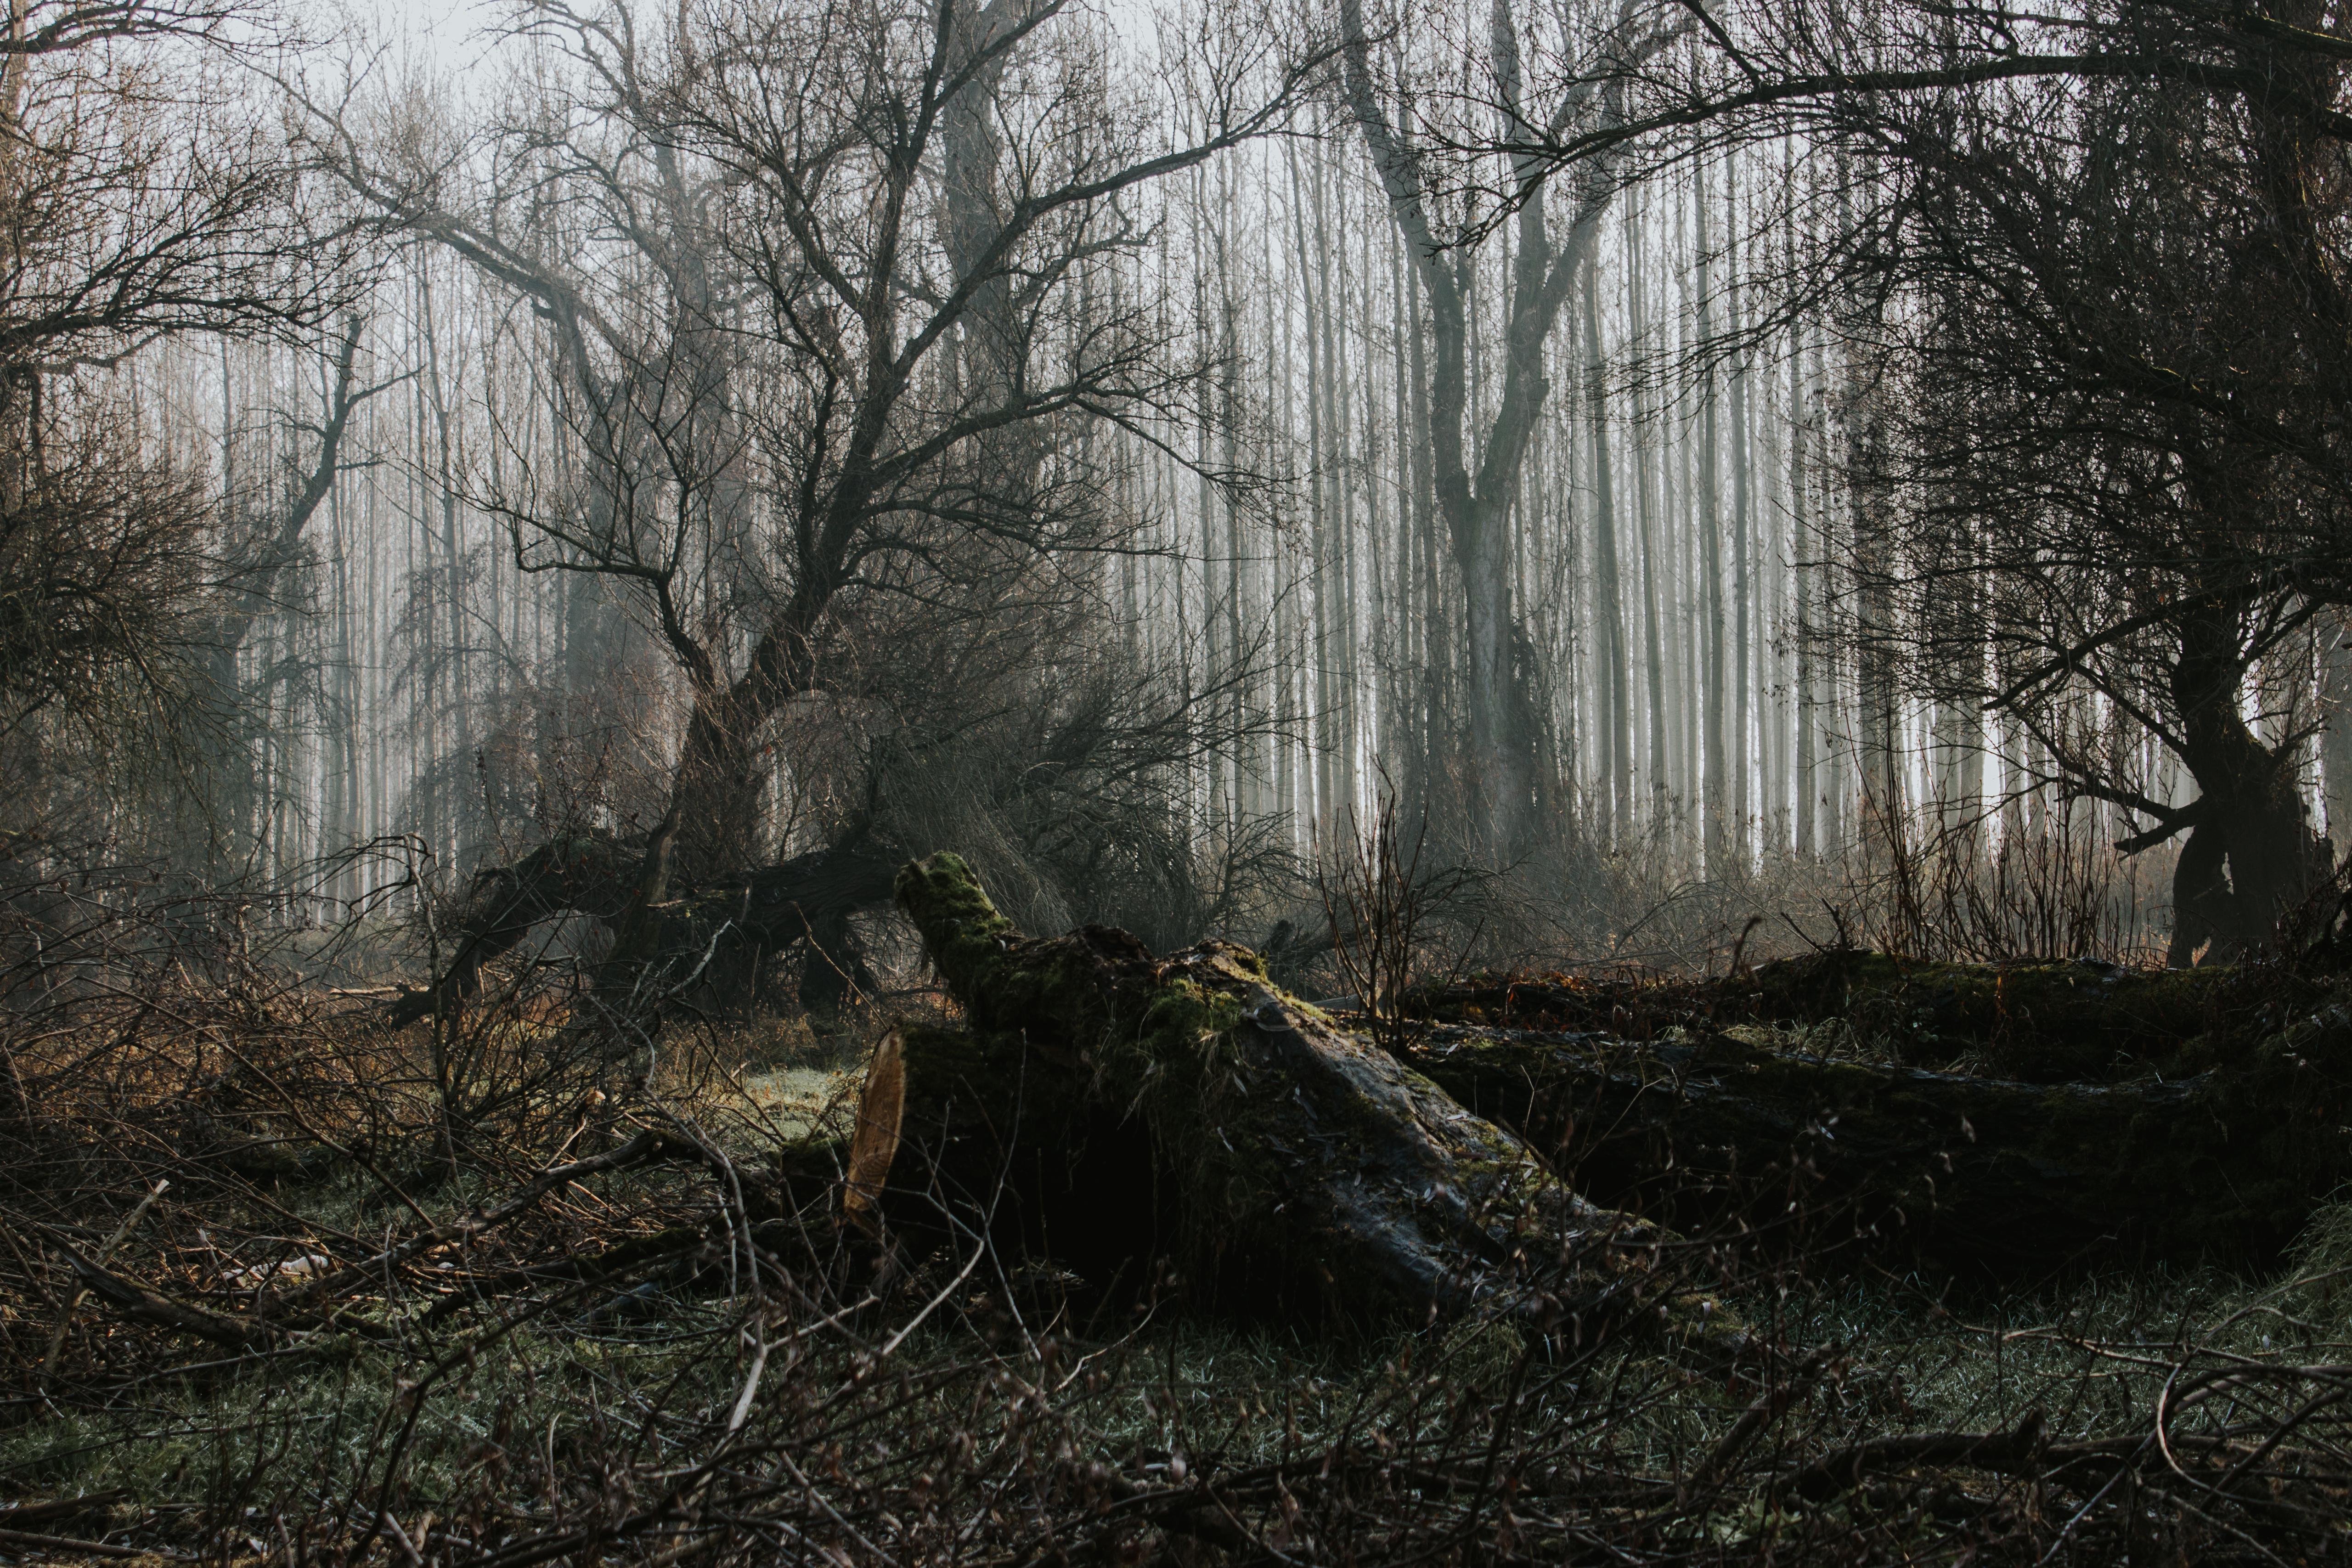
[1727, 162, 1754, 867]
[1630, 214, 1670, 834]
[2324, 615, 2352, 859]
[1838, 178, 1901, 870]
[1389, 229, 1416, 812]
[1696, 164, 1726, 872]
[1221, 165, 1250, 829]
[421, 271, 472, 868]
[1791, 318, 1816, 858]
[1287, 143, 1331, 841]
[1583, 259, 1629, 846]
[1407, 261, 1441, 818]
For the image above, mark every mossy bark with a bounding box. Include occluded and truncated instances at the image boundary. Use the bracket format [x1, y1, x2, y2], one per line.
[884, 853, 1714, 1337]
[1408, 1009, 2352, 1275]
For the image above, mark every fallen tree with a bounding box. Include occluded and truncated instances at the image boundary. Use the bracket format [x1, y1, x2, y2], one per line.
[865, 852, 1728, 1339]
[1408, 950, 2303, 1082]
[1403, 1018, 2352, 1276]
[869, 863, 2352, 1287]
[1360, 945, 2352, 1276]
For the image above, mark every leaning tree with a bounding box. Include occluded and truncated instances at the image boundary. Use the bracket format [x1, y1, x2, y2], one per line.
[308, 0, 1324, 1012]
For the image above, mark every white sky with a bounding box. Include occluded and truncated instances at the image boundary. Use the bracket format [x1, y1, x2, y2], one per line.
[350, 0, 502, 68]
[346, 0, 1164, 78]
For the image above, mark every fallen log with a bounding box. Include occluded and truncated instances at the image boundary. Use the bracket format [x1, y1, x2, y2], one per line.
[1404, 1001, 2352, 1275]
[873, 852, 1725, 1338]
[1413, 950, 2307, 1083]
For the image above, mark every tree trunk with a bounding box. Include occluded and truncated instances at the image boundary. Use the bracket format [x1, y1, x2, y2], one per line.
[2169, 604, 2326, 961]
[1405, 996, 2352, 1278]
[387, 835, 896, 1027]
[2167, 819, 2230, 969]
[1791, 316, 1816, 856]
[1392, 951, 2350, 1275]
[1727, 164, 1754, 862]
[2323, 613, 2352, 858]
[1583, 260, 1629, 846]
[1286, 142, 1333, 839]
[840, 1020, 1150, 1276]
[1696, 164, 1726, 871]
[1414, 949, 2276, 1079]
[881, 853, 1718, 1337]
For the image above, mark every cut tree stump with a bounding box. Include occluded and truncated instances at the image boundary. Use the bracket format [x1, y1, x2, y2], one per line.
[841, 1017, 1159, 1286]
[871, 853, 1728, 1338]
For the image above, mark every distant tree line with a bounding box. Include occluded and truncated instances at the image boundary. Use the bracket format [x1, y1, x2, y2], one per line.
[8, 0, 2352, 983]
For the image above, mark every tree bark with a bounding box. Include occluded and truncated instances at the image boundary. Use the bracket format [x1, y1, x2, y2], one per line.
[1395, 952, 2349, 1275]
[1411, 950, 2283, 1079]
[2165, 603, 2326, 961]
[1583, 259, 1629, 845]
[881, 853, 1717, 1337]
[1697, 163, 1727, 871]
[2324, 612, 2352, 857]
[1406, 1005, 2352, 1277]
[1727, 163, 1754, 861]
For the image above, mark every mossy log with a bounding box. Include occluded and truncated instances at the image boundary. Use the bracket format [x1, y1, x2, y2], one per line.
[1406, 1007, 2352, 1275]
[872, 853, 1719, 1337]
[1413, 951, 2309, 1083]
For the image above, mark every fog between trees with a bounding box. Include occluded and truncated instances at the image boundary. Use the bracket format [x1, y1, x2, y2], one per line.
[20, 8, 2352, 1562]
[11, 0, 2352, 978]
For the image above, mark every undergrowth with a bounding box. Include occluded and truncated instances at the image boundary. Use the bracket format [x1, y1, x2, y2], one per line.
[6, 861, 2352, 1564]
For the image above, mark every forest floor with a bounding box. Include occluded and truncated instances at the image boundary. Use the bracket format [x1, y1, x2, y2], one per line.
[6, 980, 2352, 1565]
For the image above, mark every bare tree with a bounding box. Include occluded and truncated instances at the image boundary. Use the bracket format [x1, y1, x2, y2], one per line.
[297, 0, 1328, 1016]
[314, 0, 1319, 886]
[0, 0, 353, 773]
[1430, 0, 2352, 954]
[1338, 0, 1684, 861]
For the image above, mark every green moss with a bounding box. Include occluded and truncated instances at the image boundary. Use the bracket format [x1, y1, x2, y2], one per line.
[894, 852, 1020, 1004]
[1132, 974, 1248, 1072]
